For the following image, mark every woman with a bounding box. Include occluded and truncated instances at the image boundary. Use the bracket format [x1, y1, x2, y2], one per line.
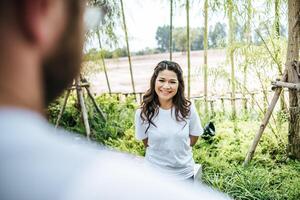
[135, 60, 203, 181]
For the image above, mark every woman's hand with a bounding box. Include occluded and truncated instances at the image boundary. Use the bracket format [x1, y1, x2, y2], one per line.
[142, 138, 148, 148]
[189, 135, 199, 147]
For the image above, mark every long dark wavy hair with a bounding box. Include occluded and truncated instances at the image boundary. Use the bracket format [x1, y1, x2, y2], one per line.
[140, 60, 191, 133]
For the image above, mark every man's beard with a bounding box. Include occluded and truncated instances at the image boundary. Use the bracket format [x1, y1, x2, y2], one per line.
[42, 1, 83, 106]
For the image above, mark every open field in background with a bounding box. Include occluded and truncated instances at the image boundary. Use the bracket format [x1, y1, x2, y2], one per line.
[87, 49, 227, 95]
[86, 49, 280, 95]
[84, 49, 287, 114]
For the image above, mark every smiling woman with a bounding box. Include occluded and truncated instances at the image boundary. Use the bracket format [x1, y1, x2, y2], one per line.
[135, 60, 204, 181]
[155, 69, 179, 106]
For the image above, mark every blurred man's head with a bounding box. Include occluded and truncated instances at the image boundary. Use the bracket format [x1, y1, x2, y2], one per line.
[42, 0, 84, 105]
[0, 0, 84, 111]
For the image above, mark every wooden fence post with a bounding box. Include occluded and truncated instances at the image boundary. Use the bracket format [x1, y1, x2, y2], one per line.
[221, 98, 225, 115]
[251, 93, 255, 110]
[75, 77, 91, 140]
[209, 100, 215, 117]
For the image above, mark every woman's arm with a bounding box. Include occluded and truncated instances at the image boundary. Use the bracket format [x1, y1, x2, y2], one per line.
[189, 135, 199, 147]
[188, 103, 203, 147]
[142, 138, 148, 148]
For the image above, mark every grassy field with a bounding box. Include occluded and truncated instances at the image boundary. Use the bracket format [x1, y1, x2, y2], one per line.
[48, 94, 300, 200]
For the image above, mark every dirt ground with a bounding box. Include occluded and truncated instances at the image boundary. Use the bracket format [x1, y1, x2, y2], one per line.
[88, 49, 227, 97]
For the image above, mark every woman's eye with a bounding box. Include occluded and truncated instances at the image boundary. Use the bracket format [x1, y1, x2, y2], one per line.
[158, 80, 164, 82]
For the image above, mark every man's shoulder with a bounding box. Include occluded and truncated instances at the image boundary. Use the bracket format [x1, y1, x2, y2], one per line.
[0, 108, 230, 200]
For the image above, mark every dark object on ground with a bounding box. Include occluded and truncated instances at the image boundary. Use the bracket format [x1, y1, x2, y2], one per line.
[201, 122, 216, 140]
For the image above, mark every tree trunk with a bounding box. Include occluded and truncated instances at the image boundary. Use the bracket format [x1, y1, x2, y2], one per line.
[186, 0, 191, 99]
[286, 0, 300, 159]
[203, 0, 208, 114]
[228, 0, 236, 119]
[170, 0, 173, 61]
[120, 0, 136, 94]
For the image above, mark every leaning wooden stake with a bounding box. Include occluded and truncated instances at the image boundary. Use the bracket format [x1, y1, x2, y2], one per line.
[55, 90, 71, 128]
[243, 71, 288, 166]
[76, 77, 91, 140]
[84, 86, 107, 122]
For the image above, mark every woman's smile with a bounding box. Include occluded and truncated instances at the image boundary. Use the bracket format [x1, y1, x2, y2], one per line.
[159, 89, 173, 95]
[155, 69, 179, 103]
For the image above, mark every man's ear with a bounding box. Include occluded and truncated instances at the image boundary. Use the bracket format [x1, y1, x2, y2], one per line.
[18, 0, 49, 44]
[17, 0, 66, 53]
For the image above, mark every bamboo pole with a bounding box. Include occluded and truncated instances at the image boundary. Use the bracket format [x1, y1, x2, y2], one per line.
[243, 0, 252, 113]
[55, 90, 71, 128]
[68, 83, 89, 90]
[169, 0, 173, 61]
[186, 0, 191, 99]
[120, 0, 136, 97]
[251, 93, 255, 109]
[221, 98, 225, 114]
[227, 0, 236, 119]
[209, 100, 215, 117]
[203, 0, 208, 114]
[97, 31, 111, 94]
[271, 81, 300, 90]
[76, 77, 91, 139]
[139, 93, 143, 104]
[243, 71, 288, 166]
[84, 86, 107, 122]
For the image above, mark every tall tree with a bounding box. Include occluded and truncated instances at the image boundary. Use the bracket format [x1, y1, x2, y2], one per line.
[186, 0, 191, 98]
[120, 0, 136, 94]
[203, 0, 208, 114]
[286, 0, 300, 159]
[170, 0, 173, 60]
[155, 25, 170, 52]
[172, 27, 200, 51]
[209, 22, 226, 48]
[191, 27, 204, 50]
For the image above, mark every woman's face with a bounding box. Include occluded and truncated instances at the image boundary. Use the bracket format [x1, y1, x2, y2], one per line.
[155, 69, 179, 103]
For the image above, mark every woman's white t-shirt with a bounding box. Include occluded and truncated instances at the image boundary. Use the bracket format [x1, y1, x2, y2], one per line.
[135, 103, 203, 180]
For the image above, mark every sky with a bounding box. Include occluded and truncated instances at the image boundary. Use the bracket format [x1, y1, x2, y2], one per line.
[84, 0, 287, 52]
[120, 0, 226, 51]
[84, 0, 226, 52]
